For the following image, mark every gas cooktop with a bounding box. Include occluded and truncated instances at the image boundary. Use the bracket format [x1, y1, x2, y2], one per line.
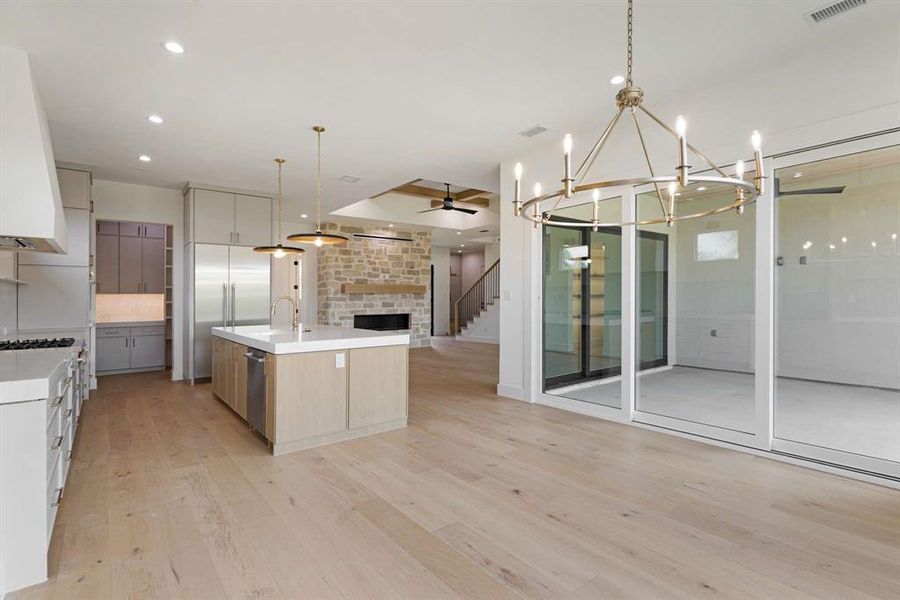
[0, 338, 76, 351]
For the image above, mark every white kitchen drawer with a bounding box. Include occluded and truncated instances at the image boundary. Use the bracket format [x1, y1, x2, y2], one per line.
[46, 465, 63, 539]
[46, 428, 63, 487]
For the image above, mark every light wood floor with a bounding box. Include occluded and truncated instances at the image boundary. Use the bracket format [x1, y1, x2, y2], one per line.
[12, 339, 900, 599]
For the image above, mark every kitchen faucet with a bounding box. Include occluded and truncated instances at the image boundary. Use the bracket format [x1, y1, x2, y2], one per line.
[271, 296, 299, 331]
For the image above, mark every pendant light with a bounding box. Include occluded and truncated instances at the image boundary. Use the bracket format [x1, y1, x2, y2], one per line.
[287, 126, 348, 246]
[253, 158, 305, 257]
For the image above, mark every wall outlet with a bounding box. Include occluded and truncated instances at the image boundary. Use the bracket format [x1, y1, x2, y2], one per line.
[335, 352, 345, 368]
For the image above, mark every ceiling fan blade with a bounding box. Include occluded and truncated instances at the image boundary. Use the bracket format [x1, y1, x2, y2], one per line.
[778, 186, 846, 197]
[417, 208, 444, 213]
[451, 206, 478, 215]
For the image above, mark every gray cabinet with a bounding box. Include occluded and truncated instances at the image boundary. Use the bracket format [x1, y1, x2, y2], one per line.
[96, 324, 165, 373]
[130, 333, 165, 369]
[96, 220, 166, 293]
[189, 188, 272, 246]
[118, 235, 143, 293]
[96, 335, 130, 371]
[95, 233, 119, 293]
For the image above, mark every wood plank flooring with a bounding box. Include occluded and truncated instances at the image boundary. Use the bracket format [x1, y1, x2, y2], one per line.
[12, 339, 900, 599]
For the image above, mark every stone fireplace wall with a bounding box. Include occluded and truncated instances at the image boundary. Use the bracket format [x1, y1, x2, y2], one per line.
[317, 222, 431, 347]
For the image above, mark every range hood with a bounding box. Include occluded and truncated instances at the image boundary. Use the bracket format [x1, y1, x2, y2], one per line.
[0, 47, 67, 253]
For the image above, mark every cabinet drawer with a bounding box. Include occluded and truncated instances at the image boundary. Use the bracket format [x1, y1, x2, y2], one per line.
[97, 220, 119, 235]
[47, 466, 64, 537]
[47, 425, 64, 478]
[131, 325, 165, 336]
[97, 327, 130, 337]
[119, 222, 143, 237]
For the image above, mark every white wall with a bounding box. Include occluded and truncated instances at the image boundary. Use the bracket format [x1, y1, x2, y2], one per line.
[498, 22, 900, 401]
[92, 179, 185, 380]
[431, 247, 451, 336]
[0, 253, 16, 334]
[484, 241, 500, 266]
[461, 249, 485, 292]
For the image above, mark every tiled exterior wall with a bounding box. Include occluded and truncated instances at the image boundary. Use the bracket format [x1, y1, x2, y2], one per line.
[317, 223, 431, 347]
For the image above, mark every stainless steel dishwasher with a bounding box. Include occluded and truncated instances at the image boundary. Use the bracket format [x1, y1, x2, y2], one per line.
[245, 349, 267, 435]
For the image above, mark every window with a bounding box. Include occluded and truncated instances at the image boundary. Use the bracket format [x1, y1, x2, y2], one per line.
[696, 230, 739, 262]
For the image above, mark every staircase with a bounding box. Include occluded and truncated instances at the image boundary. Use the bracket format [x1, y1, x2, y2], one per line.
[453, 259, 500, 344]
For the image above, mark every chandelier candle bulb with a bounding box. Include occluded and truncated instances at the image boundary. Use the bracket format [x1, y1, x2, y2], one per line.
[675, 115, 689, 186]
[513, 162, 523, 216]
[533, 182, 542, 229]
[666, 182, 677, 227]
[751, 130, 765, 195]
[563, 134, 574, 198]
[591, 189, 600, 232]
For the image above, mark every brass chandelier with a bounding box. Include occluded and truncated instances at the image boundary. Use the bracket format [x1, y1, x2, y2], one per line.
[252, 158, 304, 257]
[513, 0, 764, 228]
[288, 126, 349, 246]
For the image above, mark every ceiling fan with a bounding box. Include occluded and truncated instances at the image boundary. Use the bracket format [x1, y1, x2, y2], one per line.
[418, 183, 478, 215]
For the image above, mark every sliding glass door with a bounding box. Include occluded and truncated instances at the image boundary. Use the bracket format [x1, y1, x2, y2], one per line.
[773, 145, 900, 475]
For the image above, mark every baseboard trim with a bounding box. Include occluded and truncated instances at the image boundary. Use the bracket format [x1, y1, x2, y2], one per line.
[454, 335, 498, 344]
[496, 383, 526, 402]
[272, 419, 408, 455]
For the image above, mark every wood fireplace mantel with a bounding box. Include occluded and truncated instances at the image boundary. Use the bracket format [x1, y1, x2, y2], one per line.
[340, 283, 427, 294]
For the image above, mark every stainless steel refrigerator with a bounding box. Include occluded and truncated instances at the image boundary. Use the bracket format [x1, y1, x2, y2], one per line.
[189, 244, 270, 382]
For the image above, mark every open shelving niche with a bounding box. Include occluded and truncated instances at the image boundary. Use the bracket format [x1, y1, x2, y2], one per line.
[164, 224, 174, 370]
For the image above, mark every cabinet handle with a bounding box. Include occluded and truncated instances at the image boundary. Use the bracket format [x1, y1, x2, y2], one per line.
[236, 232, 240, 244]
[51, 435, 63, 450]
[222, 283, 228, 326]
[65, 408, 73, 419]
[51, 487, 63, 507]
[125, 337, 129, 348]
[66, 450, 73, 462]
[133, 337, 136, 347]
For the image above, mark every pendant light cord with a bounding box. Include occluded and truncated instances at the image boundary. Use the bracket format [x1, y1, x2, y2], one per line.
[626, 0, 633, 87]
[276, 159, 284, 244]
[315, 127, 323, 233]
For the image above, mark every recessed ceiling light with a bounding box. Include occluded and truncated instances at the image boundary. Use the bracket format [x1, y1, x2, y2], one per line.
[793, 172, 803, 178]
[893, 233, 898, 240]
[457, 250, 462, 253]
[456, 231, 462, 235]
[163, 41, 184, 54]
[138, 155, 152, 162]
[674, 192, 682, 197]
[460, 244, 465, 247]
[871, 241, 877, 248]
[388, 224, 394, 228]
[147, 114, 163, 124]
[696, 186, 706, 191]
[300, 213, 308, 219]
[609, 75, 625, 85]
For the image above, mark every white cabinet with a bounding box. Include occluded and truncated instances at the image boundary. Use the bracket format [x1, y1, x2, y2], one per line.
[234, 194, 272, 247]
[188, 187, 272, 246]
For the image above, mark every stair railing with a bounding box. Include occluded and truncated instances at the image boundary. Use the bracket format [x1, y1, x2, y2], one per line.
[453, 258, 500, 335]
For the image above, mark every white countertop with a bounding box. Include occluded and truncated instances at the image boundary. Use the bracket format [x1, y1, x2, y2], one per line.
[0, 347, 75, 404]
[212, 324, 410, 354]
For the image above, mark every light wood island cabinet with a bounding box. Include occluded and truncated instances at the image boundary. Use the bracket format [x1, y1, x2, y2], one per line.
[211, 326, 409, 455]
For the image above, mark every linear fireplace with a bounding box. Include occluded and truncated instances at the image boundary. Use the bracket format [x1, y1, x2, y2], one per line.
[354, 313, 410, 331]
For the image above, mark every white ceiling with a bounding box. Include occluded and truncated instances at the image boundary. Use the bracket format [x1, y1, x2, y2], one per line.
[2, 0, 895, 222]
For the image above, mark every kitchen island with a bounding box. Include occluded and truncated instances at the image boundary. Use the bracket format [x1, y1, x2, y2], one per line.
[211, 325, 409, 455]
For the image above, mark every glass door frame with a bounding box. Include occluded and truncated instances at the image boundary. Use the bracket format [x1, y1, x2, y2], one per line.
[532, 130, 900, 481]
[768, 133, 900, 478]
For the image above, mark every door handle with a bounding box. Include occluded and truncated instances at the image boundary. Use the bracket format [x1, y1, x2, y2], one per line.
[222, 283, 228, 326]
[231, 284, 236, 326]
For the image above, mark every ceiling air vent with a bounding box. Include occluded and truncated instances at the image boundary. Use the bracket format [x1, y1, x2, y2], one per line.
[338, 175, 361, 183]
[518, 125, 548, 138]
[804, 0, 866, 24]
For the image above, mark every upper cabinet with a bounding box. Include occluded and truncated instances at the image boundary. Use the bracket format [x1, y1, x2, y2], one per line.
[186, 187, 272, 247]
[95, 220, 166, 293]
[55, 167, 91, 210]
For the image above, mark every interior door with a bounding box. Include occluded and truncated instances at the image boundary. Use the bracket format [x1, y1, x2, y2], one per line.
[193, 244, 229, 379]
[228, 246, 271, 327]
